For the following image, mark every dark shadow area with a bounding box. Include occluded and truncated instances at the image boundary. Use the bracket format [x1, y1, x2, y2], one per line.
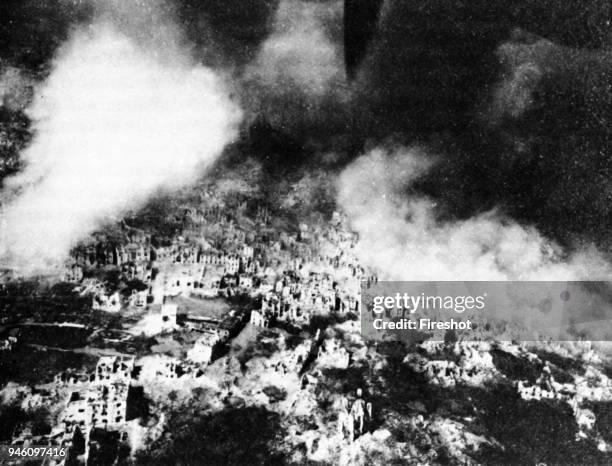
[126, 386, 150, 421]
[136, 406, 285, 465]
[373, 343, 610, 464]
[472, 384, 607, 465]
[0, 347, 97, 386]
[0, 404, 50, 442]
[490, 347, 542, 383]
[590, 401, 612, 443]
[89, 428, 130, 466]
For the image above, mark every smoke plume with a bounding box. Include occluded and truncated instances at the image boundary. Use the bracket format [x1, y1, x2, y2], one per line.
[351, 1, 612, 250]
[0, 5, 241, 270]
[0, 67, 33, 111]
[245, 0, 343, 97]
[240, 0, 349, 157]
[338, 147, 612, 340]
[338, 147, 611, 282]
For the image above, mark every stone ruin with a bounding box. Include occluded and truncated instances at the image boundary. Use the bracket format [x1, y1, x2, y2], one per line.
[187, 329, 225, 364]
[250, 309, 270, 328]
[161, 303, 178, 329]
[337, 388, 373, 442]
[94, 356, 134, 383]
[316, 337, 350, 369]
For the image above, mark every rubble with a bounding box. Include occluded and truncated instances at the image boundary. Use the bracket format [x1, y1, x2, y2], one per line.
[3, 183, 612, 465]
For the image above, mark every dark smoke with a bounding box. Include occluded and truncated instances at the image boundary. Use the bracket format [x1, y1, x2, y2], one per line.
[1, 0, 611, 253]
[352, 0, 612, 250]
[0, 1, 92, 70]
[175, 0, 279, 67]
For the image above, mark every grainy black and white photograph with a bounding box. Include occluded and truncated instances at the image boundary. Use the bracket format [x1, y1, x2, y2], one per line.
[0, 0, 611, 464]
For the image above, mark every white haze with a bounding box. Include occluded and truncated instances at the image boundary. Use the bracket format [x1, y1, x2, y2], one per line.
[0, 67, 33, 111]
[245, 0, 343, 96]
[338, 147, 611, 281]
[338, 148, 612, 340]
[0, 19, 241, 270]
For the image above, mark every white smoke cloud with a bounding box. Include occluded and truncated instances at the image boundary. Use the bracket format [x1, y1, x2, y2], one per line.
[487, 34, 551, 123]
[0, 67, 33, 111]
[0, 19, 241, 270]
[245, 0, 344, 96]
[338, 147, 611, 281]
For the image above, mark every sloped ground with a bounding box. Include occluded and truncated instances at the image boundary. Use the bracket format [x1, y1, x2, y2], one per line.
[132, 320, 612, 465]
